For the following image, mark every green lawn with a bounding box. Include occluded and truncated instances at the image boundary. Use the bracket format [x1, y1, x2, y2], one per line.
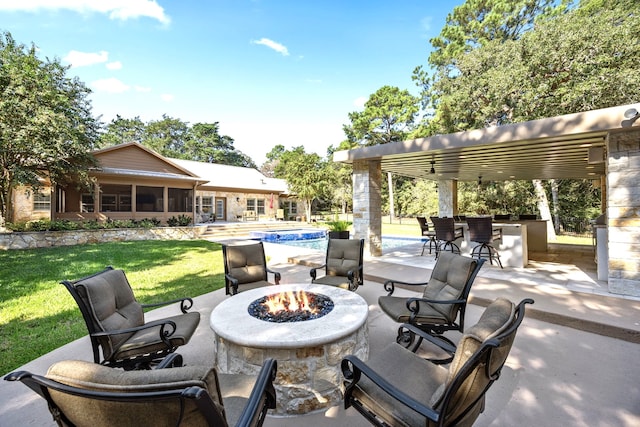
[0, 239, 224, 375]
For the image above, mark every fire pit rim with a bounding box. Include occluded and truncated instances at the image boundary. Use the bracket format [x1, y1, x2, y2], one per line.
[209, 284, 368, 349]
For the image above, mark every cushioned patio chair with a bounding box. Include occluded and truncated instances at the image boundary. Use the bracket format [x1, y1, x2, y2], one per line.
[417, 216, 438, 256]
[430, 217, 464, 257]
[222, 241, 282, 295]
[310, 238, 364, 291]
[342, 298, 534, 427]
[378, 252, 484, 349]
[4, 357, 277, 427]
[61, 266, 200, 370]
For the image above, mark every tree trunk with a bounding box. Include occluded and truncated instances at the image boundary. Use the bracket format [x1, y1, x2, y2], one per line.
[533, 179, 557, 241]
[550, 179, 560, 234]
[387, 172, 394, 223]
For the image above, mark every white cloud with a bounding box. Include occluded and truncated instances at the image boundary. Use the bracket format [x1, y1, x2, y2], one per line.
[251, 38, 289, 56]
[106, 61, 122, 70]
[63, 50, 108, 68]
[160, 94, 174, 102]
[353, 96, 367, 110]
[91, 77, 130, 93]
[0, 0, 170, 25]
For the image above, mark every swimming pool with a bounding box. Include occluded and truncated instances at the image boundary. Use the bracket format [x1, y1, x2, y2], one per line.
[249, 228, 327, 242]
[268, 235, 428, 252]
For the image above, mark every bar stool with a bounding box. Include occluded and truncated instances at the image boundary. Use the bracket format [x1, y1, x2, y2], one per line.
[467, 217, 503, 268]
[430, 217, 464, 258]
[416, 216, 437, 255]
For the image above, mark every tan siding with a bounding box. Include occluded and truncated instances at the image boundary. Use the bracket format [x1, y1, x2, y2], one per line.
[95, 145, 187, 175]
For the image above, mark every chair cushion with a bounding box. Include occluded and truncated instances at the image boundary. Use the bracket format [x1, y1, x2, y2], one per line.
[326, 239, 361, 276]
[423, 252, 477, 320]
[313, 275, 353, 290]
[45, 359, 223, 427]
[226, 244, 267, 284]
[378, 295, 448, 325]
[113, 311, 201, 361]
[75, 269, 144, 356]
[349, 343, 448, 427]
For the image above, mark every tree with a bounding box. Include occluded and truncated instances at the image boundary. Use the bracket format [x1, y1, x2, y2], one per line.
[343, 85, 419, 146]
[275, 146, 332, 222]
[0, 32, 99, 223]
[188, 122, 255, 168]
[98, 115, 146, 147]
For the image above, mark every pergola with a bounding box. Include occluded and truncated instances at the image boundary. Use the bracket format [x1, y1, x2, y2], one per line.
[333, 103, 640, 297]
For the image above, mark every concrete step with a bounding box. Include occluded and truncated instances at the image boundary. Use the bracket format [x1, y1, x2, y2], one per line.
[201, 221, 315, 238]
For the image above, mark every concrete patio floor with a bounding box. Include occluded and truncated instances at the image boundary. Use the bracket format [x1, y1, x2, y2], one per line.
[1, 240, 639, 426]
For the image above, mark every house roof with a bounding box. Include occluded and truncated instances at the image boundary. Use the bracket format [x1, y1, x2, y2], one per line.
[333, 103, 640, 182]
[169, 158, 289, 194]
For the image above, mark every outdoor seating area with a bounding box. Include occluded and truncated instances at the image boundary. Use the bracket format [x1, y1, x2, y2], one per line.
[2, 239, 640, 427]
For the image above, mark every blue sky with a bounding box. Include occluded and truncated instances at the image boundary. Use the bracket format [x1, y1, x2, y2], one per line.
[0, 0, 463, 164]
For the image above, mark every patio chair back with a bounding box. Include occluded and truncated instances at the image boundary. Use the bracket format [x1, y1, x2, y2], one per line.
[222, 242, 281, 295]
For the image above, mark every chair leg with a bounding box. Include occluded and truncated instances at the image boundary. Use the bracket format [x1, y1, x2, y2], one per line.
[471, 243, 503, 269]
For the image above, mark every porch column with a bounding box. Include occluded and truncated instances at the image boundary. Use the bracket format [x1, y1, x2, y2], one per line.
[606, 128, 640, 296]
[352, 159, 382, 257]
[437, 179, 458, 217]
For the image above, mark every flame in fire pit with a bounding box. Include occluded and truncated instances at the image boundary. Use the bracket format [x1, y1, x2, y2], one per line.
[248, 290, 334, 323]
[264, 290, 313, 313]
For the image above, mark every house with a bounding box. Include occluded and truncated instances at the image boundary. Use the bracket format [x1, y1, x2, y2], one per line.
[7, 142, 299, 225]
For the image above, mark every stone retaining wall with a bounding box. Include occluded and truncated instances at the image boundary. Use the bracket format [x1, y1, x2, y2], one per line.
[0, 226, 208, 250]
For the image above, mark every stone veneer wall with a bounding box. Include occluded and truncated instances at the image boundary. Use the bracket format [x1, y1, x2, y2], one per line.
[606, 128, 640, 296]
[352, 159, 382, 256]
[0, 226, 207, 250]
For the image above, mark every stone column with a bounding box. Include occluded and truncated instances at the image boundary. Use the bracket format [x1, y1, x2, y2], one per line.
[352, 159, 382, 256]
[606, 128, 640, 296]
[437, 179, 457, 217]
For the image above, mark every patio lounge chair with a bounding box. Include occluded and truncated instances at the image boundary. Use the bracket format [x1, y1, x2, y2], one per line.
[222, 241, 282, 295]
[310, 238, 364, 291]
[60, 266, 200, 370]
[4, 357, 277, 427]
[378, 252, 484, 349]
[342, 298, 534, 427]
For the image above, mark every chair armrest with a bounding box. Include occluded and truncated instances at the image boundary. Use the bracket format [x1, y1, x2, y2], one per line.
[309, 264, 326, 281]
[266, 268, 281, 285]
[155, 353, 184, 369]
[406, 297, 465, 312]
[235, 358, 278, 427]
[341, 355, 440, 422]
[383, 279, 429, 295]
[399, 323, 457, 356]
[225, 274, 240, 294]
[142, 297, 194, 314]
[91, 318, 178, 346]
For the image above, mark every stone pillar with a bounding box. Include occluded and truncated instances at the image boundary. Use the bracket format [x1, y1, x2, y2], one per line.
[606, 128, 640, 296]
[438, 179, 457, 217]
[352, 159, 382, 256]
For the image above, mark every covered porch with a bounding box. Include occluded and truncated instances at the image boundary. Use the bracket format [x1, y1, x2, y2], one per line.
[334, 103, 640, 297]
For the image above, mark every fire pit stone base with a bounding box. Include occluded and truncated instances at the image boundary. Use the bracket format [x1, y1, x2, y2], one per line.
[210, 284, 369, 416]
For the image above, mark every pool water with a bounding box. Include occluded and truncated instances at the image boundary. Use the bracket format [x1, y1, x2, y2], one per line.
[269, 236, 428, 252]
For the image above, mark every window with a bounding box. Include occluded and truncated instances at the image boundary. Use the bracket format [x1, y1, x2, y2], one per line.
[100, 185, 132, 212]
[137, 186, 163, 212]
[33, 192, 51, 212]
[281, 200, 297, 215]
[197, 196, 213, 214]
[246, 198, 265, 215]
[168, 188, 192, 212]
[81, 194, 94, 212]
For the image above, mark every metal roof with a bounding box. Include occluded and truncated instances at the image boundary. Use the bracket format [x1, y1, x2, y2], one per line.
[333, 104, 640, 182]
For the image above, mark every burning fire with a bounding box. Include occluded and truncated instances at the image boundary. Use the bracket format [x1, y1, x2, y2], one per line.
[263, 290, 317, 314]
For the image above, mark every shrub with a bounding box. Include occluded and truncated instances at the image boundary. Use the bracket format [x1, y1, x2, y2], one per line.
[167, 214, 192, 227]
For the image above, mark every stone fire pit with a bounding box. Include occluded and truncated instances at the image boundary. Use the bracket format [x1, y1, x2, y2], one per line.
[209, 284, 369, 416]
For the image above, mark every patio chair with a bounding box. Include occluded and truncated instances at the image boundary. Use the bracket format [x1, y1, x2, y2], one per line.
[430, 217, 464, 257]
[60, 266, 200, 370]
[4, 357, 277, 427]
[467, 217, 503, 269]
[417, 216, 437, 255]
[222, 241, 282, 295]
[342, 298, 534, 427]
[310, 238, 364, 291]
[378, 252, 484, 349]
